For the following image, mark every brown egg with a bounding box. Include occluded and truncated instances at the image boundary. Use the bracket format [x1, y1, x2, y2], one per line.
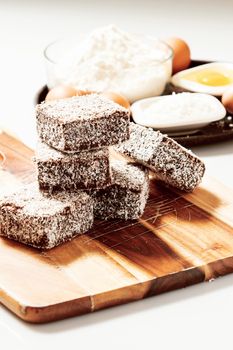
[76, 89, 95, 96]
[222, 88, 233, 114]
[0, 151, 5, 166]
[164, 37, 191, 74]
[101, 91, 130, 109]
[45, 85, 77, 101]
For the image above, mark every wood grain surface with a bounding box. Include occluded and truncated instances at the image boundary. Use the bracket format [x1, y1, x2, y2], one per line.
[1, 131, 233, 323]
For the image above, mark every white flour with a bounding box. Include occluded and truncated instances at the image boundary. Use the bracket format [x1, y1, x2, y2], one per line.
[51, 25, 172, 103]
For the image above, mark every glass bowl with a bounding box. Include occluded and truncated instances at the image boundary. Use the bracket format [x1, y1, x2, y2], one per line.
[44, 34, 173, 103]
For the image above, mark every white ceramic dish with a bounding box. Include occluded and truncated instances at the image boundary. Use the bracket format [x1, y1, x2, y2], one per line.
[131, 93, 226, 135]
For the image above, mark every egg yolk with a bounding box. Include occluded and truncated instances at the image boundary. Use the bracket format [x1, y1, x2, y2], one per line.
[185, 69, 233, 86]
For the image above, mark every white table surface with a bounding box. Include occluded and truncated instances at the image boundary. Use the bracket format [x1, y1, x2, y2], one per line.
[0, 1, 233, 349]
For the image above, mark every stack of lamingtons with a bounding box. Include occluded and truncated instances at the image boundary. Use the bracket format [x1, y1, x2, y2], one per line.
[0, 94, 205, 250]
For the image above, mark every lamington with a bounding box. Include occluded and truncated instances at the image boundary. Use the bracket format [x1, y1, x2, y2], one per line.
[34, 140, 111, 191]
[0, 183, 93, 249]
[91, 160, 149, 220]
[36, 94, 130, 153]
[114, 122, 205, 192]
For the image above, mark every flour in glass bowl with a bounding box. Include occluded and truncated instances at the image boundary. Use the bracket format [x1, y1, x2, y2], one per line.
[50, 25, 173, 103]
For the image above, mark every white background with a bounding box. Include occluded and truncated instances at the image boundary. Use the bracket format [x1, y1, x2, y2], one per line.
[0, 1, 233, 349]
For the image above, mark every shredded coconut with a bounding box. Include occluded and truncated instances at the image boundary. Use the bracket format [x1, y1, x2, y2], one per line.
[115, 123, 205, 192]
[132, 92, 226, 128]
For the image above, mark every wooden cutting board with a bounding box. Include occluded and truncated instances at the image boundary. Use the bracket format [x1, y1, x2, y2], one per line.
[1, 131, 233, 324]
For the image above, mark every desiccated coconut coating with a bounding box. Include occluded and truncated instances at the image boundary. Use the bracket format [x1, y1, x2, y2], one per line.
[90, 160, 149, 220]
[114, 123, 205, 192]
[34, 140, 111, 191]
[36, 94, 130, 153]
[0, 183, 93, 249]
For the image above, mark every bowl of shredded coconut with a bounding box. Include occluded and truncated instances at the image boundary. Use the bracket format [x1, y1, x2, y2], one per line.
[44, 25, 173, 103]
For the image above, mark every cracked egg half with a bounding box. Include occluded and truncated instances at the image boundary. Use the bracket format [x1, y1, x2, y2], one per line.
[171, 62, 233, 96]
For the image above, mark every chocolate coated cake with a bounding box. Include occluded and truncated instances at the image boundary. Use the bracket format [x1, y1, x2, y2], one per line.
[36, 94, 130, 152]
[0, 183, 93, 249]
[115, 123, 205, 192]
[91, 160, 149, 220]
[34, 140, 111, 191]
